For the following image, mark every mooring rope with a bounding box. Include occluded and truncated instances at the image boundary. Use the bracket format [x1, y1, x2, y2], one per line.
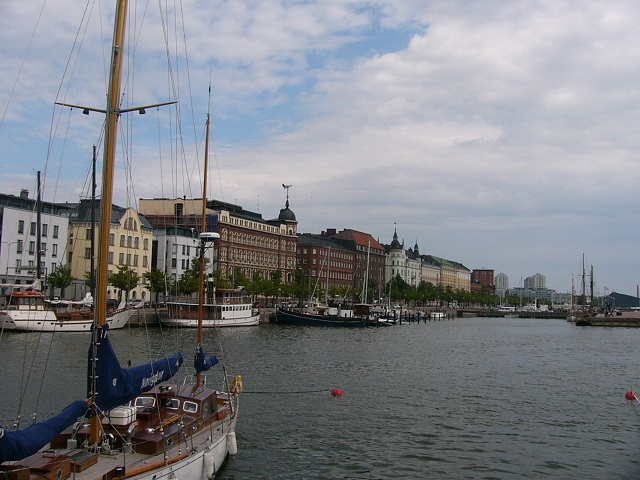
[241, 388, 333, 395]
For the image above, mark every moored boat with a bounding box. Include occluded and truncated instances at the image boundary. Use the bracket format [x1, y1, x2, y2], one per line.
[273, 306, 373, 327]
[0, 286, 135, 332]
[162, 288, 259, 327]
[0, 0, 241, 477]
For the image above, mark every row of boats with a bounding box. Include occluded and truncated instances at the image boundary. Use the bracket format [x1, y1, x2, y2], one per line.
[0, 282, 448, 332]
[0, 282, 260, 332]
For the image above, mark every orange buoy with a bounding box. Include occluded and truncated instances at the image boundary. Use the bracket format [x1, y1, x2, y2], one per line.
[625, 390, 637, 400]
[330, 388, 343, 396]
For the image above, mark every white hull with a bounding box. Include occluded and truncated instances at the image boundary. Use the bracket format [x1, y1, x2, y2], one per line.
[0, 308, 135, 332]
[162, 300, 260, 327]
[161, 313, 260, 328]
[89, 408, 236, 480]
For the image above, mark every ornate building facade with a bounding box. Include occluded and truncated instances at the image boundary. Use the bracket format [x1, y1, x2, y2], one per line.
[139, 195, 298, 285]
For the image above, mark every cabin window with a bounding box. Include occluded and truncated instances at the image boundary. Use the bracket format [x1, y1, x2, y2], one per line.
[202, 399, 215, 418]
[183, 401, 198, 413]
[134, 397, 156, 409]
[162, 398, 180, 410]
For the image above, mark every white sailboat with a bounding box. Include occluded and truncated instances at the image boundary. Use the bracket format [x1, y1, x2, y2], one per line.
[0, 1, 240, 478]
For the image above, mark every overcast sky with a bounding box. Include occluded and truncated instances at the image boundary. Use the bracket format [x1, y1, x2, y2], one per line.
[1, 1, 639, 295]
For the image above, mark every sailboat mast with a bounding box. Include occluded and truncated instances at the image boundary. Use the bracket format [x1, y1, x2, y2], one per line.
[90, 146, 96, 305]
[96, 0, 127, 328]
[91, 0, 128, 444]
[197, 98, 211, 387]
[35, 170, 42, 282]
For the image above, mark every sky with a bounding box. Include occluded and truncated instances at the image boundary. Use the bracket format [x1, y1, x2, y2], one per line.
[1, 0, 639, 296]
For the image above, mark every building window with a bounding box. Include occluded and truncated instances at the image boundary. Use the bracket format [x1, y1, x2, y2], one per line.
[119, 253, 125, 265]
[133, 255, 138, 267]
[85, 248, 91, 259]
[52, 244, 58, 257]
[42, 224, 48, 237]
[126, 254, 131, 265]
[30, 222, 36, 236]
[18, 220, 24, 234]
[134, 237, 139, 249]
[143, 238, 149, 250]
[53, 225, 59, 239]
[108, 252, 114, 264]
[127, 236, 132, 248]
[120, 235, 125, 247]
[29, 241, 35, 255]
[16, 240, 23, 254]
[109, 233, 115, 246]
[143, 256, 148, 267]
[85, 228, 92, 240]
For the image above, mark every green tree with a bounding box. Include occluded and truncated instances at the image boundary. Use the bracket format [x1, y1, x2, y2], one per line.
[143, 268, 168, 307]
[108, 265, 140, 302]
[47, 264, 74, 298]
[292, 267, 308, 305]
[177, 271, 199, 296]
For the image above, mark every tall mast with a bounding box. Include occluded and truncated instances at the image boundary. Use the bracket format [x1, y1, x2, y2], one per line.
[36, 170, 42, 281]
[91, 0, 128, 445]
[90, 145, 97, 306]
[96, 0, 127, 328]
[197, 88, 212, 388]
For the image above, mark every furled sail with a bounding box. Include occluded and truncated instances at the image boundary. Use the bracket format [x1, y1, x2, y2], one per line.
[89, 325, 183, 412]
[194, 346, 219, 373]
[0, 400, 88, 463]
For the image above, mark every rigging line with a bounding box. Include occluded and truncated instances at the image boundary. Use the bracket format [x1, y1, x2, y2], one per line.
[0, 0, 47, 134]
[33, 320, 60, 418]
[157, 0, 193, 201]
[43, 0, 99, 208]
[16, 327, 49, 427]
[241, 388, 332, 395]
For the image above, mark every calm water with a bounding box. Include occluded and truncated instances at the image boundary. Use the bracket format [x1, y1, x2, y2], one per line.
[2, 317, 640, 479]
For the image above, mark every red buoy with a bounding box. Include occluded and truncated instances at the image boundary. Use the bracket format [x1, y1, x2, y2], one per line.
[331, 388, 343, 396]
[625, 390, 637, 400]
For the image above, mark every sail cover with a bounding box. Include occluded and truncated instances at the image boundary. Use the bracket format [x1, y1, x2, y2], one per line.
[194, 346, 219, 373]
[0, 400, 87, 463]
[89, 325, 183, 412]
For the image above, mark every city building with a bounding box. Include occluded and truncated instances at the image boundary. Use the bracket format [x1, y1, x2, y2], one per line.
[296, 233, 355, 299]
[66, 199, 154, 301]
[0, 189, 70, 290]
[471, 269, 495, 296]
[139, 193, 298, 286]
[420, 255, 471, 292]
[495, 272, 509, 300]
[385, 228, 421, 288]
[321, 228, 387, 302]
[524, 273, 546, 289]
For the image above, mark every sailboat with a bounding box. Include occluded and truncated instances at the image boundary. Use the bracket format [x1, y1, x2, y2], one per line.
[0, 1, 240, 478]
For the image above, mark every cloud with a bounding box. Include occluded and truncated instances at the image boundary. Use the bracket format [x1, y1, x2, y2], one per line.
[2, 0, 640, 293]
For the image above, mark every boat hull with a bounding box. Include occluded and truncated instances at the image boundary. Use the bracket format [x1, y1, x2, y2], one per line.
[162, 301, 259, 327]
[160, 314, 260, 328]
[0, 308, 135, 332]
[274, 308, 371, 327]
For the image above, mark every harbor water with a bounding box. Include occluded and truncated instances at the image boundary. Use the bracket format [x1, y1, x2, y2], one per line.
[2, 317, 640, 479]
